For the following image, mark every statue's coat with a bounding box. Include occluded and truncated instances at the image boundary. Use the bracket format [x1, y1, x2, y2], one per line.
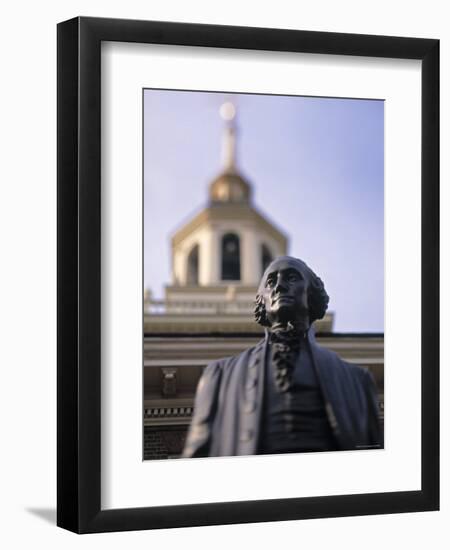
[183, 329, 383, 457]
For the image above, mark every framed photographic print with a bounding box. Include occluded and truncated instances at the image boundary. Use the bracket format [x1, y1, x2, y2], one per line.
[57, 16, 439, 533]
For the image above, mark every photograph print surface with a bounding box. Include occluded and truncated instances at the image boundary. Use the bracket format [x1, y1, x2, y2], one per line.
[143, 89, 384, 460]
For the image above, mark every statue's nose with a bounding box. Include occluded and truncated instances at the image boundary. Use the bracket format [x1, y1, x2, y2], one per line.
[274, 276, 287, 293]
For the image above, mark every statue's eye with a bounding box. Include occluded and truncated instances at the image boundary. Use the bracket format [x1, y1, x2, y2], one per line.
[266, 278, 275, 288]
[288, 273, 299, 282]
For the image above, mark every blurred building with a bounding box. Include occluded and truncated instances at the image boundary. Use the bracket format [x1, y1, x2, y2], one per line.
[143, 103, 384, 459]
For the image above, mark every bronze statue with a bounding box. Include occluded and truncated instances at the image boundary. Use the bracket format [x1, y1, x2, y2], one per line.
[183, 256, 383, 457]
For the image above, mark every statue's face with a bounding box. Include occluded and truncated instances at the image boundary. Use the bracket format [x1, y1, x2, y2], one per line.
[261, 258, 310, 326]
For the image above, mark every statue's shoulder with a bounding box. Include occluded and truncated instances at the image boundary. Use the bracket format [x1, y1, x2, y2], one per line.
[196, 360, 223, 394]
[210, 340, 264, 371]
[202, 340, 264, 380]
[312, 341, 366, 377]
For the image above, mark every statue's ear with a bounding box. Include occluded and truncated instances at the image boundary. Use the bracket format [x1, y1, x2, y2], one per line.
[307, 286, 315, 322]
[307, 275, 329, 323]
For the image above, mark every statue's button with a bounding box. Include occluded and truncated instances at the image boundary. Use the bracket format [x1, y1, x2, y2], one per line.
[246, 378, 257, 389]
[192, 425, 208, 437]
[243, 401, 256, 413]
[240, 430, 253, 442]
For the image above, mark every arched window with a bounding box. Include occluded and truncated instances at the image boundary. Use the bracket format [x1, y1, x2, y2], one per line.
[221, 233, 240, 280]
[186, 245, 199, 285]
[261, 244, 273, 276]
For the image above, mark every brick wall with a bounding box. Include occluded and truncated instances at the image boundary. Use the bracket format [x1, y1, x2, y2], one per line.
[144, 426, 188, 460]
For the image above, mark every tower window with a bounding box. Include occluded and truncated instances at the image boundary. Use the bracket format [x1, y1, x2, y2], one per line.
[221, 233, 240, 280]
[187, 245, 199, 285]
[261, 244, 273, 276]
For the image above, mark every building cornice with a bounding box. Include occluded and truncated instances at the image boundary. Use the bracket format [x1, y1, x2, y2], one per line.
[171, 203, 288, 250]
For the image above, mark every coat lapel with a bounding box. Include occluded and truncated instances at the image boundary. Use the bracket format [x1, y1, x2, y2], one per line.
[306, 327, 352, 449]
[236, 336, 266, 455]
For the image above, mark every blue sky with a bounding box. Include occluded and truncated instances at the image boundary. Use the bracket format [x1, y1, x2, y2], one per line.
[144, 90, 384, 333]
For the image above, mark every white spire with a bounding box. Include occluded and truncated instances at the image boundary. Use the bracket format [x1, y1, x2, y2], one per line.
[219, 101, 237, 171]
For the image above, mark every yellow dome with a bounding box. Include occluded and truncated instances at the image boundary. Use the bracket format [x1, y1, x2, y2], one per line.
[209, 170, 252, 203]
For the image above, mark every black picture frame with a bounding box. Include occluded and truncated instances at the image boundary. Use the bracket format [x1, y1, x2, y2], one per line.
[57, 16, 439, 533]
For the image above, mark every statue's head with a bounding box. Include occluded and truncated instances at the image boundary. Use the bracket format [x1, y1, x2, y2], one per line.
[254, 256, 329, 329]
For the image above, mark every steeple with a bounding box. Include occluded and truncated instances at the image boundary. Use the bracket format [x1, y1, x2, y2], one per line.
[170, 99, 288, 291]
[209, 102, 252, 204]
[220, 101, 237, 171]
